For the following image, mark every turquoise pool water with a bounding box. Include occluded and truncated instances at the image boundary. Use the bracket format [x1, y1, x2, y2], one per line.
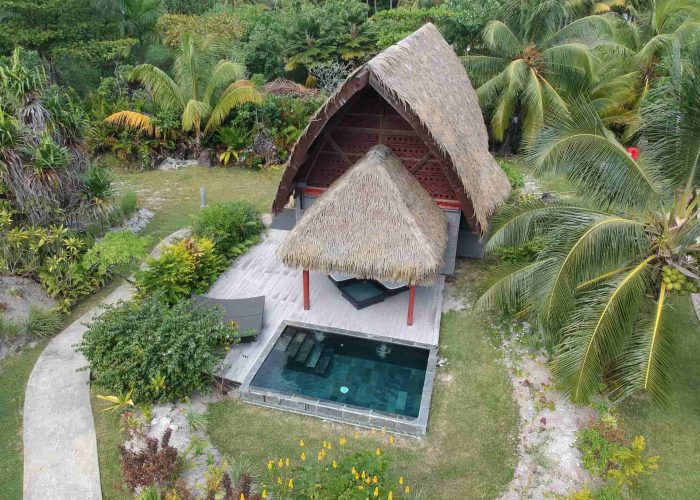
[250, 325, 429, 418]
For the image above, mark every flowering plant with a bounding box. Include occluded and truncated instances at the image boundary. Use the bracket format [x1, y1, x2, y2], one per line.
[259, 431, 413, 499]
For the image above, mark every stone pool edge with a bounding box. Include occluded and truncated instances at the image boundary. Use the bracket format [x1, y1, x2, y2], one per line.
[239, 320, 438, 437]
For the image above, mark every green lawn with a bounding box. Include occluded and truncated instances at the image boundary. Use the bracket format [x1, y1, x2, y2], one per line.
[117, 165, 281, 242]
[207, 261, 520, 499]
[0, 340, 49, 498]
[91, 387, 131, 500]
[620, 298, 700, 499]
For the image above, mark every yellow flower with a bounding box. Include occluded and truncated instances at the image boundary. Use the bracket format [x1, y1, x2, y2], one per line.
[375, 447, 382, 456]
[267, 460, 273, 470]
[285, 458, 290, 467]
[373, 486, 379, 497]
[388, 492, 393, 500]
[373, 475, 378, 484]
[278, 459, 283, 468]
[381, 427, 386, 434]
[299, 439, 305, 447]
[399, 477, 404, 485]
[371, 428, 376, 435]
[361, 471, 366, 479]
[332, 460, 338, 469]
[354, 431, 361, 439]
[404, 486, 410, 494]
[358, 486, 364, 491]
[240, 494, 245, 500]
[389, 435, 395, 444]
[301, 452, 306, 461]
[326, 442, 332, 450]
[288, 479, 294, 489]
[352, 466, 357, 475]
[277, 477, 282, 485]
[339, 436, 347, 446]
[261, 489, 267, 498]
[317, 452, 324, 461]
[365, 476, 371, 484]
[354, 473, 360, 480]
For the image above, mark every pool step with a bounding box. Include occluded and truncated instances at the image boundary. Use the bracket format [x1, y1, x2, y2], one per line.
[305, 342, 325, 369]
[314, 348, 335, 375]
[286, 332, 307, 358]
[294, 336, 316, 363]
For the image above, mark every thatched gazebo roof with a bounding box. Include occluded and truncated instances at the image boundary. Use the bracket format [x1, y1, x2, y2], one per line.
[272, 23, 511, 231]
[276, 145, 448, 285]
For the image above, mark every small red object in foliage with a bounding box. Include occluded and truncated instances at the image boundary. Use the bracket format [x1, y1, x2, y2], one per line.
[626, 147, 640, 160]
[540, 417, 547, 426]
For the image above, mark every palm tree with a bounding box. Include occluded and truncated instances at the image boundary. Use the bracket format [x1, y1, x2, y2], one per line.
[337, 4, 378, 66]
[477, 48, 700, 404]
[285, 17, 335, 74]
[123, 0, 163, 61]
[462, 1, 612, 150]
[106, 34, 263, 146]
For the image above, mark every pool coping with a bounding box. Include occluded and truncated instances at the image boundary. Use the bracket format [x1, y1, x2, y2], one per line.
[239, 320, 438, 437]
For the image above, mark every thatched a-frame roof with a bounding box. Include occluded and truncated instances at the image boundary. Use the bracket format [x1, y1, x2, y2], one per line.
[272, 23, 511, 231]
[276, 145, 448, 285]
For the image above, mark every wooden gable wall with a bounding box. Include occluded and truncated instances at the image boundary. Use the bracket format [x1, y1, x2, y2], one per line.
[295, 88, 458, 203]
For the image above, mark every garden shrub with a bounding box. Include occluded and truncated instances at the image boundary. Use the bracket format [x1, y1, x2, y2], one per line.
[135, 236, 224, 304]
[120, 428, 179, 490]
[77, 296, 237, 403]
[575, 413, 659, 497]
[24, 306, 62, 338]
[118, 190, 140, 218]
[497, 158, 525, 190]
[493, 237, 545, 265]
[192, 201, 264, 260]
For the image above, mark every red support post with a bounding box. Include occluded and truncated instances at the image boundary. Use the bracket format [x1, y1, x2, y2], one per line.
[303, 269, 310, 310]
[407, 285, 416, 326]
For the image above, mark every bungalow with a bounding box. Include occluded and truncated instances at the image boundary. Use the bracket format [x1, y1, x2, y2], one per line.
[273, 22, 511, 323]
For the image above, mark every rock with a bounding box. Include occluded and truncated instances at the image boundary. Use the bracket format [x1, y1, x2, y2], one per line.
[156, 157, 199, 171]
[110, 208, 154, 234]
[197, 149, 213, 167]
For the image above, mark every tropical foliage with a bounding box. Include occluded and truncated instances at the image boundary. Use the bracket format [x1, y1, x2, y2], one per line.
[77, 296, 237, 403]
[105, 33, 263, 144]
[478, 46, 700, 404]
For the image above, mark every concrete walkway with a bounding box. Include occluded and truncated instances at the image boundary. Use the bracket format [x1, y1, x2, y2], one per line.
[22, 229, 190, 500]
[23, 282, 134, 499]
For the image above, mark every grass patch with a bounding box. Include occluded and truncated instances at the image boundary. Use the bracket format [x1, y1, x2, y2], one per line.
[620, 298, 700, 498]
[116, 166, 280, 242]
[207, 261, 519, 498]
[91, 386, 131, 500]
[0, 340, 49, 498]
[500, 156, 576, 195]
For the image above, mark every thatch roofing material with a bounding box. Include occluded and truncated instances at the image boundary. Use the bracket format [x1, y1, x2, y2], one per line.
[272, 23, 511, 230]
[263, 78, 320, 99]
[277, 145, 447, 285]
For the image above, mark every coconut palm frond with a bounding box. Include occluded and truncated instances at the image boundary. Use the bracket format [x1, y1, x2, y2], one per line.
[525, 100, 664, 210]
[482, 20, 522, 58]
[104, 110, 158, 137]
[537, 215, 648, 335]
[540, 43, 593, 90]
[491, 59, 528, 141]
[546, 14, 617, 46]
[475, 71, 509, 110]
[204, 84, 263, 134]
[554, 256, 655, 402]
[634, 33, 675, 66]
[130, 64, 183, 112]
[613, 284, 674, 403]
[486, 200, 607, 251]
[475, 258, 556, 316]
[462, 56, 509, 87]
[522, 70, 545, 143]
[180, 99, 210, 133]
[203, 60, 247, 104]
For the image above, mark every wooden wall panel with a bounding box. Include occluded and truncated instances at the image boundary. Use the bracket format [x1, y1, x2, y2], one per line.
[302, 88, 458, 201]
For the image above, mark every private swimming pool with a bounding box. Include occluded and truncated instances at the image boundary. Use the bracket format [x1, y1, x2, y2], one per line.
[241, 322, 437, 435]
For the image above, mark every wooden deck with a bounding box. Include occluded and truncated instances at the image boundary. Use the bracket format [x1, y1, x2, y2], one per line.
[209, 229, 444, 384]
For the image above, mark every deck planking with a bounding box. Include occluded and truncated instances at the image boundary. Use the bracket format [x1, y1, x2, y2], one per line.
[209, 229, 444, 384]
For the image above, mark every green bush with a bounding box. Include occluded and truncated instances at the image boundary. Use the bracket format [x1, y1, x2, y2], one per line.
[24, 306, 62, 338]
[0, 315, 22, 338]
[497, 159, 525, 190]
[118, 190, 139, 217]
[77, 296, 236, 403]
[493, 237, 545, 265]
[193, 201, 264, 259]
[135, 236, 224, 304]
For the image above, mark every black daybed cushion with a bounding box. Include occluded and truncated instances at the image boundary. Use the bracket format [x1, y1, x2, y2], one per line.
[193, 295, 265, 340]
